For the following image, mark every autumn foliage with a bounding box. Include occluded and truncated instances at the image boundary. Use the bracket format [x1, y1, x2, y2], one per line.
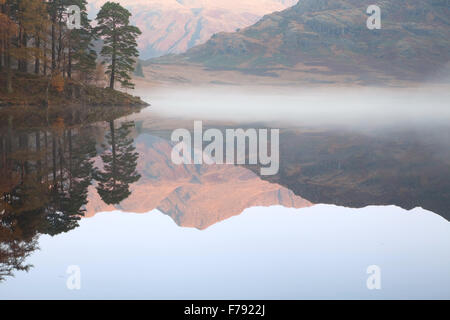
[1, 0, 141, 95]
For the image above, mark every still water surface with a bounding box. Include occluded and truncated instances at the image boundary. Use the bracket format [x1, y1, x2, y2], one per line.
[0, 86, 449, 299]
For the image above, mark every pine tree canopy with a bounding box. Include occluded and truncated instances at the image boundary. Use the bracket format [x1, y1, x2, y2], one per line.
[95, 2, 142, 89]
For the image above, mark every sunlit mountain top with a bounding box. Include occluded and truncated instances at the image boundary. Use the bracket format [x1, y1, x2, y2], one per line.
[88, 0, 298, 58]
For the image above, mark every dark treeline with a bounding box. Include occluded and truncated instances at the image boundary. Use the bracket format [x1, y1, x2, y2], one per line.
[0, 117, 141, 281]
[0, 0, 141, 94]
[0, 0, 143, 281]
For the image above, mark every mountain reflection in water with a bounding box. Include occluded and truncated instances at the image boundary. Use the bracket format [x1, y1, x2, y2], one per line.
[1, 102, 450, 284]
[85, 133, 311, 228]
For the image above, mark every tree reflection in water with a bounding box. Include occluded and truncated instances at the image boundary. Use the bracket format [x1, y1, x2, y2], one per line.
[0, 115, 141, 281]
[94, 120, 141, 205]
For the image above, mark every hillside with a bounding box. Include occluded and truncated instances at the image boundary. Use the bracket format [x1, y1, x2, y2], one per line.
[88, 0, 298, 59]
[149, 0, 450, 84]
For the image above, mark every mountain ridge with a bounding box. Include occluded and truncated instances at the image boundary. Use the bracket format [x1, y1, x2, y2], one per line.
[88, 0, 298, 59]
[146, 0, 450, 84]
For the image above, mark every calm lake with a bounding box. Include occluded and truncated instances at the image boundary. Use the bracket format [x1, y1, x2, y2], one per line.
[0, 86, 449, 299]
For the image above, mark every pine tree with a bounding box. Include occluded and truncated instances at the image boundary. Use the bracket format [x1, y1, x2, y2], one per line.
[95, 2, 141, 90]
[94, 121, 141, 205]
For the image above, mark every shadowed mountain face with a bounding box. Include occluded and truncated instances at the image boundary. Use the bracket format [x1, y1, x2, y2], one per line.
[89, 0, 298, 59]
[163, 0, 450, 83]
[85, 134, 312, 229]
[245, 127, 450, 220]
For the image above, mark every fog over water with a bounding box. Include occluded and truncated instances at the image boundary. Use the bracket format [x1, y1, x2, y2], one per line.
[134, 85, 450, 129]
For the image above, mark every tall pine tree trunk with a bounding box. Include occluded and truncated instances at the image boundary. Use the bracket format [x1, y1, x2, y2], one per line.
[0, 3, 4, 72]
[109, 33, 117, 89]
[51, 20, 56, 72]
[110, 54, 115, 89]
[68, 50, 72, 79]
[57, 12, 63, 72]
[44, 131, 49, 184]
[3, 3, 13, 93]
[67, 33, 72, 79]
[18, 27, 23, 71]
[35, 37, 40, 74]
[58, 136, 63, 193]
[52, 133, 57, 188]
[68, 129, 72, 190]
[6, 51, 12, 93]
[22, 32, 28, 72]
[110, 120, 116, 187]
[43, 41, 47, 75]
[36, 131, 42, 181]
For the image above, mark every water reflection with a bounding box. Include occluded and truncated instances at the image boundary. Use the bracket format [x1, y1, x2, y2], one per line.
[249, 127, 450, 221]
[94, 121, 141, 205]
[0, 111, 141, 281]
[85, 133, 311, 228]
[1, 101, 450, 285]
[125, 115, 450, 221]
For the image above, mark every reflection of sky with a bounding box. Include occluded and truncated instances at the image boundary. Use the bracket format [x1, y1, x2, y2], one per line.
[0, 205, 449, 299]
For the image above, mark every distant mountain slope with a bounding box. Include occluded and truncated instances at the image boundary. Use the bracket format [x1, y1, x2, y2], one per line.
[88, 0, 298, 59]
[86, 134, 311, 229]
[159, 0, 450, 82]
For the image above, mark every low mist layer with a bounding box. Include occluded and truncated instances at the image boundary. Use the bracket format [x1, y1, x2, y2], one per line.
[136, 85, 450, 129]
